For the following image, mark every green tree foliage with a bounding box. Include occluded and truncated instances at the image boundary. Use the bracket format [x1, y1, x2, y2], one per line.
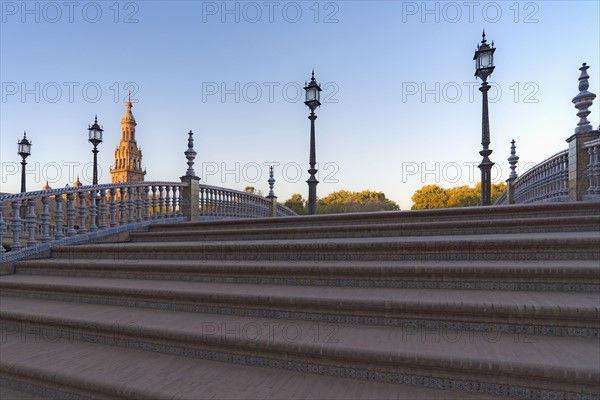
[411, 185, 449, 210]
[284, 193, 308, 215]
[411, 182, 507, 210]
[284, 190, 400, 215]
[317, 190, 400, 214]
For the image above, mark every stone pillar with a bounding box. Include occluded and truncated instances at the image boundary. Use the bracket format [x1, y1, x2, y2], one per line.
[506, 139, 519, 204]
[181, 130, 200, 221]
[567, 63, 599, 201]
[266, 166, 277, 217]
[180, 176, 200, 221]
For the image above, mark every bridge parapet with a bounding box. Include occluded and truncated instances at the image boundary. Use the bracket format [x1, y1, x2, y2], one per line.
[496, 63, 599, 205]
[1, 129, 297, 261]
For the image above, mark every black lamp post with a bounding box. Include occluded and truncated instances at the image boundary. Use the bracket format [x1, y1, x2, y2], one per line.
[17, 132, 32, 193]
[474, 30, 496, 206]
[88, 115, 103, 185]
[304, 70, 322, 215]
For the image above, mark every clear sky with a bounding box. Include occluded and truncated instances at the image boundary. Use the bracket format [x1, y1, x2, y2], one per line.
[1, 0, 599, 209]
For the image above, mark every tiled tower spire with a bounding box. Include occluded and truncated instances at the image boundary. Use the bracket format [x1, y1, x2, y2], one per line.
[110, 92, 146, 183]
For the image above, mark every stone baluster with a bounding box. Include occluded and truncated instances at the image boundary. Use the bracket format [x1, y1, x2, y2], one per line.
[40, 196, 51, 242]
[135, 187, 143, 222]
[165, 186, 171, 218]
[158, 186, 165, 218]
[152, 186, 158, 220]
[119, 187, 127, 225]
[144, 186, 150, 221]
[89, 190, 98, 232]
[172, 186, 179, 217]
[11, 201, 22, 251]
[25, 199, 37, 247]
[98, 189, 107, 230]
[0, 202, 5, 253]
[109, 188, 118, 227]
[127, 187, 135, 224]
[78, 191, 88, 234]
[199, 187, 205, 215]
[66, 193, 77, 237]
[55, 196, 65, 240]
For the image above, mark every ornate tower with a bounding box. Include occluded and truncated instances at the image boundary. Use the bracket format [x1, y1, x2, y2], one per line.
[110, 93, 146, 183]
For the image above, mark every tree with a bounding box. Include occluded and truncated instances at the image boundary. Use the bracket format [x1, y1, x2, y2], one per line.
[411, 182, 508, 210]
[284, 193, 307, 215]
[317, 190, 400, 214]
[411, 185, 449, 210]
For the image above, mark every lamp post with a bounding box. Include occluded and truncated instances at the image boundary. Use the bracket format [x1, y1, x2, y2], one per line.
[88, 115, 103, 185]
[304, 70, 322, 215]
[17, 132, 32, 193]
[473, 30, 496, 206]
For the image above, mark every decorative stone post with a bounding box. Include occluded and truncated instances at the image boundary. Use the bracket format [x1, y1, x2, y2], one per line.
[181, 130, 200, 221]
[266, 166, 278, 217]
[506, 140, 519, 204]
[567, 63, 599, 201]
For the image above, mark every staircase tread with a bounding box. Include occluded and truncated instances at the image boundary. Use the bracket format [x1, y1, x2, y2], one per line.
[2, 297, 598, 377]
[63, 231, 600, 248]
[1, 275, 598, 316]
[15, 257, 600, 271]
[135, 215, 599, 233]
[0, 333, 499, 400]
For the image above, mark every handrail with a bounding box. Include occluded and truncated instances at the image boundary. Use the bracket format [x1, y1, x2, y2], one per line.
[198, 184, 296, 218]
[1, 181, 186, 256]
[511, 150, 569, 204]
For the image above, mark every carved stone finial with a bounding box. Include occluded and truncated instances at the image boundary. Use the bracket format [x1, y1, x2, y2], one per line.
[572, 63, 597, 134]
[267, 166, 276, 198]
[184, 130, 197, 177]
[508, 139, 519, 180]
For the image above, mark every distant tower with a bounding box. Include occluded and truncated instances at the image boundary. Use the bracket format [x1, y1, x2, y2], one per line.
[110, 92, 146, 183]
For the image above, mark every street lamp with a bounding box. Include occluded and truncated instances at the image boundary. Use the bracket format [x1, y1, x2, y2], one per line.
[17, 132, 32, 192]
[304, 70, 322, 215]
[88, 115, 103, 185]
[474, 30, 496, 206]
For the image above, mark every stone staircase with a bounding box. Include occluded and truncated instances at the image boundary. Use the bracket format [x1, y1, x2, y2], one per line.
[0, 202, 599, 399]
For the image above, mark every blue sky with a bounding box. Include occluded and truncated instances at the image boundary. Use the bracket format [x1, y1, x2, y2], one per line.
[1, 0, 599, 209]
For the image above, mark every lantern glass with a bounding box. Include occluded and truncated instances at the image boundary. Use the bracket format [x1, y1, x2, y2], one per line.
[18, 141, 31, 156]
[479, 51, 492, 69]
[306, 86, 319, 102]
[89, 127, 102, 142]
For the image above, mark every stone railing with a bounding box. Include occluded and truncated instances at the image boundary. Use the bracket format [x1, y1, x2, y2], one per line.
[0, 180, 297, 261]
[199, 184, 296, 218]
[509, 150, 569, 204]
[583, 138, 600, 199]
[0, 181, 187, 260]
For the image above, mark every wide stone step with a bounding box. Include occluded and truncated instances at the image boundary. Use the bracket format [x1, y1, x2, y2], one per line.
[13, 259, 600, 292]
[131, 215, 600, 242]
[46, 232, 600, 262]
[1, 275, 597, 336]
[0, 331, 504, 400]
[0, 296, 597, 398]
[151, 202, 600, 232]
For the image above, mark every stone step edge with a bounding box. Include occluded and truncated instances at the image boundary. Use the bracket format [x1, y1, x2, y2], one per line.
[11, 268, 598, 293]
[1, 311, 598, 393]
[1, 280, 597, 321]
[0, 337, 574, 400]
[48, 236, 600, 257]
[1, 285, 597, 338]
[153, 202, 600, 231]
[15, 258, 600, 278]
[135, 215, 600, 239]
